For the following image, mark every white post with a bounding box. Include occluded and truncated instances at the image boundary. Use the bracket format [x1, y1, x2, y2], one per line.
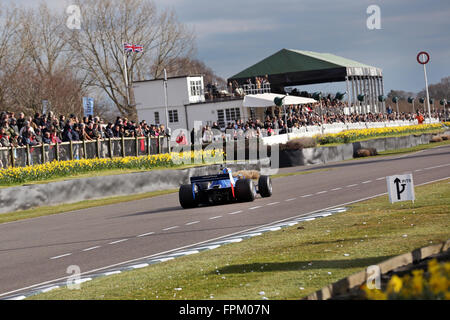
[163, 69, 170, 130]
[423, 63, 431, 122]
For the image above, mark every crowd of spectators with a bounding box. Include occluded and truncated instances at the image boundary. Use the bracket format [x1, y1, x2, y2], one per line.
[194, 101, 446, 143]
[0, 111, 170, 148]
[1, 100, 446, 148]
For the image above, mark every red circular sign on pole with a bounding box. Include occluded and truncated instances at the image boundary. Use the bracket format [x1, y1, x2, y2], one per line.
[417, 51, 430, 65]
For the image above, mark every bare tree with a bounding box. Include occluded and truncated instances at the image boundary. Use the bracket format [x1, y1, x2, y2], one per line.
[66, 0, 196, 119]
[0, 4, 26, 109]
[157, 57, 226, 88]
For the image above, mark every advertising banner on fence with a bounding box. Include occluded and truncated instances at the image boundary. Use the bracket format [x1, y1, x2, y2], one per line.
[83, 97, 94, 117]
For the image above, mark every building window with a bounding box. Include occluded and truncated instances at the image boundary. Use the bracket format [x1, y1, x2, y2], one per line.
[154, 111, 160, 124]
[168, 109, 179, 123]
[217, 109, 225, 127]
[217, 108, 241, 127]
[190, 80, 202, 96]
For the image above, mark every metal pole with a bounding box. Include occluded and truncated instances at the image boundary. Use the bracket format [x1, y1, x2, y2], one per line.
[163, 68, 170, 133]
[351, 77, 356, 114]
[123, 52, 130, 106]
[345, 76, 350, 113]
[423, 63, 431, 122]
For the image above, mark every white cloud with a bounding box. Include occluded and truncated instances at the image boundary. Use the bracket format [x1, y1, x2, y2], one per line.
[192, 18, 280, 39]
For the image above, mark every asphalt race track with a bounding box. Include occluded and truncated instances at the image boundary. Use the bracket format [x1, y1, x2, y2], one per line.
[0, 145, 449, 298]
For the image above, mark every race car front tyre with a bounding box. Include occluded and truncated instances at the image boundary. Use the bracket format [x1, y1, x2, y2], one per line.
[179, 184, 197, 209]
[235, 178, 256, 202]
[258, 175, 273, 197]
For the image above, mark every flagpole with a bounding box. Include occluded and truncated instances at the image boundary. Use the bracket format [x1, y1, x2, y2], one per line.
[123, 48, 130, 106]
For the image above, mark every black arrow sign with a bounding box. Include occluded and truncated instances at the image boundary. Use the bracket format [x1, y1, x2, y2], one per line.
[394, 178, 407, 200]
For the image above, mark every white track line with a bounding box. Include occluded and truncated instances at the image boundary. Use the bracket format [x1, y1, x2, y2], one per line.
[162, 226, 179, 231]
[301, 194, 312, 198]
[346, 184, 358, 188]
[362, 180, 372, 184]
[185, 221, 200, 226]
[227, 210, 242, 215]
[331, 187, 342, 191]
[137, 232, 155, 237]
[209, 216, 222, 220]
[285, 198, 297, 201]
[4, 176, 449, 299]
[249, 206, 262, 210]
[108, 239, 128, 245]
[82, 246, 101, 252]
[315, 191, 327, 195]
[266, 202, 280, 206]
[50, 253, 72, 260]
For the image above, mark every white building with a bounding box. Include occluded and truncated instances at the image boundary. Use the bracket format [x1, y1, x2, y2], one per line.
[133, 75, 253, 133]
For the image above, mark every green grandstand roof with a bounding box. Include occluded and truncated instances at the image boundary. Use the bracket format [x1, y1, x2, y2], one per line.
[230, 49, 375, 79]
[228, 49, 381, 88]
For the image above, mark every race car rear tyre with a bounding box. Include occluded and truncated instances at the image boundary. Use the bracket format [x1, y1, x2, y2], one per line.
[258, 175, 272, 197]
[179, 184, 197, 209]
[235, 178, 256, 202]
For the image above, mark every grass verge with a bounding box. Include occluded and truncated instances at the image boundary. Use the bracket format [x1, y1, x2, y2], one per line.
[0, 167, 331, 225]
[0, 189, 178, 224]
[316, 129, 445, 147]
[30, 178, 450, 300]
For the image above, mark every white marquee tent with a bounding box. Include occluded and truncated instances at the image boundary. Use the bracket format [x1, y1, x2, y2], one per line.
[243, 93, 317, 107]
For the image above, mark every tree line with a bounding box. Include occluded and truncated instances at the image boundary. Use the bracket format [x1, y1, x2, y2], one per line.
[0, 0, 224, 120]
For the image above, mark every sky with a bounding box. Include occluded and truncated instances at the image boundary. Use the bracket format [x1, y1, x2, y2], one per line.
[6, 0, 450, 95]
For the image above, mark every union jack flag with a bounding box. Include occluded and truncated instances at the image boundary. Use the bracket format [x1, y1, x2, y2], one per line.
[123, 43, 144, 53]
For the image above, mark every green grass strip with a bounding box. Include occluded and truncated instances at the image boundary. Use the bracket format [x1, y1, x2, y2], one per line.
[29, 178, 450, 300]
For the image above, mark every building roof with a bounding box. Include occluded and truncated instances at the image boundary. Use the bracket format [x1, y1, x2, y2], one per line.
[228, 49, 382, 91]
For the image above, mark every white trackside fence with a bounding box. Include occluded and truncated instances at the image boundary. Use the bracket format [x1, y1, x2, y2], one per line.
[260, 118, 440, 146]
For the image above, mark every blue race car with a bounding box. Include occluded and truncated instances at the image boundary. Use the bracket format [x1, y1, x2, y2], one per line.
[178, 167, 272, 209]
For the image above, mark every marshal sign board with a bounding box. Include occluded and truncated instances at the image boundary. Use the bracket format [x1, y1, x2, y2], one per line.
[386, 174, 415, 204]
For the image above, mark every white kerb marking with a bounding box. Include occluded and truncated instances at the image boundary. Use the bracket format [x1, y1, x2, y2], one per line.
[130, 263, 149, 269]
[41, 286, 59, 293]
[104, 271, 121, 276]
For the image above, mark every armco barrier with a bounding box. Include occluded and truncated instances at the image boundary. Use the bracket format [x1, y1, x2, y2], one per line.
[0, 161, 264, 215]
[279, 132, 445, 168]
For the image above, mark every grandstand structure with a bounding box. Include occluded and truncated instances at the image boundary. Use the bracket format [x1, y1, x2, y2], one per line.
[228, 48, 385, 113]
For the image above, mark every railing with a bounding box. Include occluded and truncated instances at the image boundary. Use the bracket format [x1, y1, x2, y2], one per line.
[0, 136, 170, 169]
[242, 83, 271, 95]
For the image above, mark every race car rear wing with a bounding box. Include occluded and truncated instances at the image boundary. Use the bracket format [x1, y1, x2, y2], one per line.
[190, 173, 233, 184]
